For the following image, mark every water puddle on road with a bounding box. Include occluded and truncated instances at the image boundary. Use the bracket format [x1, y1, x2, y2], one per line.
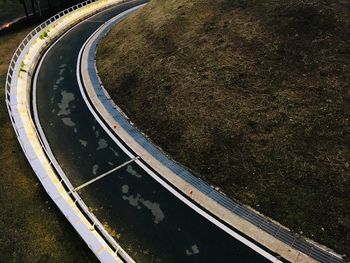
[185, 244, 200, 256]
[109, 147, 119, 157]
[92, 164, 99, 175]
[79, 139, 88, 147]
[57, 90, 75, 116]
[121, 184, 165, 224]
[59, 68, 65, 75]
[96, 138, 108, 150]
[61, 117, 76, 127]
[55, 76, 64, 85]
[126, 164, 142, 178]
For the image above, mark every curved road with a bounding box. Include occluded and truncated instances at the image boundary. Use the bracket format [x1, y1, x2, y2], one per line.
[33, 1, 279, 262]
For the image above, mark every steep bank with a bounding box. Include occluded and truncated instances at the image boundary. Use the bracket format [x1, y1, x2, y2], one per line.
[97, 0, 350, 257]
[0, 28, 96, 261]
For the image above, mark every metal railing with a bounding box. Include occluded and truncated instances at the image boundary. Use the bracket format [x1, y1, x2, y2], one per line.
[5, 0, 98, 96]
[4, 1, 134, 262]
[5, 0, 345, 262]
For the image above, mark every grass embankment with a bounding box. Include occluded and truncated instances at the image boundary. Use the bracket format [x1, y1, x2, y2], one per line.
[0, 27, 96, 262]
[97, 0, 350, 257]
[0, 1, 25, 24]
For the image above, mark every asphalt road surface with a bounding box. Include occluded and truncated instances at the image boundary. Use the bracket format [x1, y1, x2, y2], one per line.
[33, 1, 276, 262]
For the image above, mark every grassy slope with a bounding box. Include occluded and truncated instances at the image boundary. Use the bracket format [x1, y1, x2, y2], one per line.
[0, 28, 96, 262]
[0, 1, 25, 24]
[97, 0, 350, 257]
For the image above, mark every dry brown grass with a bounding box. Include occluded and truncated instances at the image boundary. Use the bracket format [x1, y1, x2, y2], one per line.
[0, 27, 96, 262]
[97, 0, 350, 257]
[0, 1, 25, 24]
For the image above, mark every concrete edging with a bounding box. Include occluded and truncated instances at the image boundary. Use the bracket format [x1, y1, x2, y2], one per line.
[5, 1, 139, 262]
[79, 5, 345, 263]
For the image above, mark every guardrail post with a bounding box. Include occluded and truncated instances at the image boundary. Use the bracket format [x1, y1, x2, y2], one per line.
[5, 1, 137, 262]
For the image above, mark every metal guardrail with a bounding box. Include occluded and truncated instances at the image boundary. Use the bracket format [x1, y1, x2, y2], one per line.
[5, 0, 346, 262]
[5, 1, 98, 100]
[4, 1, 133, 262]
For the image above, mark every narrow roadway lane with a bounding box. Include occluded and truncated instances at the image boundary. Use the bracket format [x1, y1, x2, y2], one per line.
[34, 1, 276, 262]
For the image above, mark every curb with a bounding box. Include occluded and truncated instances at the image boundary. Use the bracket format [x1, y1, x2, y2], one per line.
[79, 6, 345, 263]
[5, 1, 140, 262]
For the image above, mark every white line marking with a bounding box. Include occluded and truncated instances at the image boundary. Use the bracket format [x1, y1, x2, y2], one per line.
[77, 6, 282, 263]
[32, 4, 141, 263]
[72, 156, 139, 193]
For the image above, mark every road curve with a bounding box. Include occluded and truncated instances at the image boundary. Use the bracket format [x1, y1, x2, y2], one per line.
[32, 1, 280, 262]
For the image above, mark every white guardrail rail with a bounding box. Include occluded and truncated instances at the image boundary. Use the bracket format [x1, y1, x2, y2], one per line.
[5, 1, 135, 262]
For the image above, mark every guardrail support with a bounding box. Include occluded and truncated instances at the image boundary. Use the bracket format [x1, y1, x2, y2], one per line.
[4, 1, 138, 262]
